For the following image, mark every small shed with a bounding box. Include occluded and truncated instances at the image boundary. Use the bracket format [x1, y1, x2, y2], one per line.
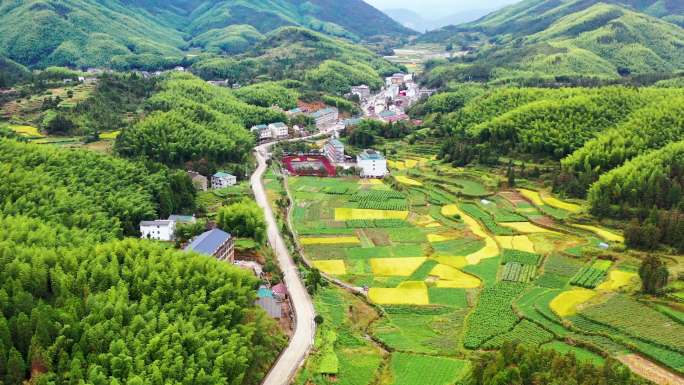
[256, 297, 282, 319]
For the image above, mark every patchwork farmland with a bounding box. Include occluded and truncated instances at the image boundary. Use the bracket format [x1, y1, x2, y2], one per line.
[289, 152, 684, 385]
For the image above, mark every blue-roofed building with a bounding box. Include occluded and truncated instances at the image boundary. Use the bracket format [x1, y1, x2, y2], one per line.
[309, 107, 339, 128]
[342, 117, 363, 128]
[168, 215, 196, 224]
[286, 107, 303, 116]
[184, 229, 235, 262]
[257, 286, 273, 299]
[212, 171, 237, 189]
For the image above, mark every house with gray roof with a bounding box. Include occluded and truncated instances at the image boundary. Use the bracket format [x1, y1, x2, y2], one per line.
[184, 229, 235, 262]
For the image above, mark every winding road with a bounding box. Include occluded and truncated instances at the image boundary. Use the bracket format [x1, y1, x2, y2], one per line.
[251, 140, 317, 385]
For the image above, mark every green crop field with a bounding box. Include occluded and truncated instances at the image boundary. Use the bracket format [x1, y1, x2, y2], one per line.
[289, 151, 684, 383]
[389, 353, 470, 385]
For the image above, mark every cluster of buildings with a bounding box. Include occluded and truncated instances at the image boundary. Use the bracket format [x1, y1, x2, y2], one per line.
[360, 73, 436, 124]
[187, 170, 237, 191]
[251, 122, 292, 141]
[320, 138, 388, 178]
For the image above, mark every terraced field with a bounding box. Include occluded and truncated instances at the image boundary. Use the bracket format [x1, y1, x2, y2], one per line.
[288, 153, 684, 385]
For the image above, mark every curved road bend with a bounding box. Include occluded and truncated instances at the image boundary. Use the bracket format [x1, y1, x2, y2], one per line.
[251, 140, 318, 385]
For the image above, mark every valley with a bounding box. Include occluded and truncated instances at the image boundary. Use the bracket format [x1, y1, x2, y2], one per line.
[0, 0, 683, 385]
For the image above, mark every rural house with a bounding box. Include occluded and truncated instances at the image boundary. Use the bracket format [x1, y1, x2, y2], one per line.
[184, 228, 235, 262]
[212, 172, 237, 189]
[140, 220, 176, 241]
[187, 171, 208, 191]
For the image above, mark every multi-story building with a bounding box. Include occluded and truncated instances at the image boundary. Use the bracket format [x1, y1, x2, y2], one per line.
[351, 85, 371, 99]
[140, 220, 176, 241]
[185, 229, 235, 262]
[310, 107, 339, 128]
[325, 138, 345, 163]
[268, 122, 289, 139]
[357, 149, 388, 178]
[212, 172, 237, 189]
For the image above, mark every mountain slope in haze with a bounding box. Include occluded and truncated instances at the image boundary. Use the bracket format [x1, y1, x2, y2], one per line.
[384, 8, 493, 32]
[420, 1, 684, 85]
[0, 0, 413, 68]
[421, 0, 684, 42]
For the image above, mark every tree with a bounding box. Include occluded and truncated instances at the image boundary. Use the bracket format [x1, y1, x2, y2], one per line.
[625, 220, 661, 250]
[43, 112, 75, 135]
[305, 268, 325, 294]
[507, 162, 516, 188]
[5, 347, 25, 385]
[639, 255, 669, 295]
[217, 199, 267, 244]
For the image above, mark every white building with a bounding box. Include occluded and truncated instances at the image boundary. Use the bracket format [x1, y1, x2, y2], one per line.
[325, 138, 345, 163]
[251, 124, 272, 141]
[140, 220, 176, 241]
[351, 85, 371, 99]
[268, 122, 289, 139]
[310, 107, 339, 128]
[357, 149, 388, 178]
[212, 172, 237, 189]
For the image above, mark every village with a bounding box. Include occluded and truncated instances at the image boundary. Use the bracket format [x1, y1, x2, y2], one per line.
[133, 71, 435, 332]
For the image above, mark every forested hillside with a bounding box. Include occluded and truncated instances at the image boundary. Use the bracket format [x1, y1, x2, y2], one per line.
[433, 86, 683, 162]
[0, 0, 411, 69]
[190, 27, 402, 89]
[419, 1, 684, 85]
[115, 73, 277, 167]
[0, 138, 195, 237]
[0, 215, 286, 385]
[588, 140, 684, 215]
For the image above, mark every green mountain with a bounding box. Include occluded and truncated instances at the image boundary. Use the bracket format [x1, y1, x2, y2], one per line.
[420, 1, 684, 84]
[422, 0, 684, 41]
[0, 0, 412, 68]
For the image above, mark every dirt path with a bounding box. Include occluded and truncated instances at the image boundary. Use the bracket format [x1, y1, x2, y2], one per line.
[618, 354, 684, 385]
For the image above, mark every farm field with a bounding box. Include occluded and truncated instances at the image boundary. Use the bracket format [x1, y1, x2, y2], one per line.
[289, 151, 684, 384]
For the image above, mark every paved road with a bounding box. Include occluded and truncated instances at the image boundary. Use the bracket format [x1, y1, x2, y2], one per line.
[251, 140, 317, 385]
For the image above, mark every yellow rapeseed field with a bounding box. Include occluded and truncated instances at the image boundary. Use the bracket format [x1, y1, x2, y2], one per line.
[395, 175, 423, 186]
[388, 160, 406, 170]
[597, 270, 638, 291]
[301, 236, 361, 245]
[312, 260, 347, 275]
[335, 208, 409, 221]
[359, 179, 384, 186]
[370, 257, 427, 276]
[542, 193, 581, 213]
[427, 233, 458, 243]
[550, 289, 597, 317]
[430, 264, 481, 288]
[368, 281, 429, 305]
[9, 125, 44, 137]
[404, 159, 418, 168]
[519, 188, 545, 206]
[434, 256, 468, 269]
[443, 205, 499, 265]
[502, 222, 559, 234]
[441, 204, 459, 217]
[572, 224, 624, 243]
[99, 130, 121, 140]
[495, 235, 536, 253]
